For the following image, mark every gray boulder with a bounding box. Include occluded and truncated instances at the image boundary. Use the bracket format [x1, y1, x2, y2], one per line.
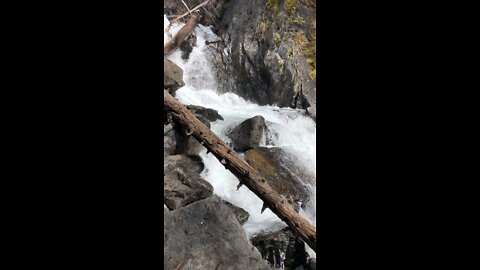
[164, 167, 213, 210]
[164, 196, 271, 270]
[164, 154, 204, 175]
[227, 115, 266, 152]
[187, 105, 224, 122]
[164, 58, 185, 92]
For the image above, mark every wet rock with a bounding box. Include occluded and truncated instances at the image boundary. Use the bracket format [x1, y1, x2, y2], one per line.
[164, 58, 184, 92]
[306, 106, 316, 122]
[227, 115, 266, 151]
[187, 105, 224, 122]
[164, 123, 176, 157]
[251, 228, 308, 270]
[222, 200, 250, 225]
[164, 154, 204, 175]
[245, 147, 314, 210]
[164, 165, 213, 210]
[164, 195, 271, 270]
[180, 33, 197, 60]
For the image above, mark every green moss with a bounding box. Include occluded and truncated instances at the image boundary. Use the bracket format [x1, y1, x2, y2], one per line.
[289, 47, 293, 58]
[267, 0, 280, 12]
[278, 58, 285, 72]
[285, 0, 304, 26]
[294, 32, 316, 80]
[273, 32, 281, 46]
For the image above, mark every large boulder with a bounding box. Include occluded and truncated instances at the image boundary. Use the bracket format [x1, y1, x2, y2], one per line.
[227, 115, 266, 152]
[164, 167, 213, 210]
[187, 105, 224, 122]
[251, 228, 308, 270]
[245, 147, 314, 210]
[164, 154, 212, 210]
[164, 195, 271, 270]
[164, 58, 184, 92]
[164, 154, 204, 175]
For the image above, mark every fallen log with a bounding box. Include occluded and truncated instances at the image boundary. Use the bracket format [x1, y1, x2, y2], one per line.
[164, 14, 200, 56]
[164, 90, 317, 252]
[170, 0, 212, 23]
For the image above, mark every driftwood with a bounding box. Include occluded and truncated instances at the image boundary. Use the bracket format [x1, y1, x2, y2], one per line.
[170, 0, 212, 23]
[164, 14, 201, 56]
[164, 90, 317, 252]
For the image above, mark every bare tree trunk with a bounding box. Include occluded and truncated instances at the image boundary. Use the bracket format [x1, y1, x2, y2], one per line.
[164, 90, 317, 252]
[164, 15, 200, 56]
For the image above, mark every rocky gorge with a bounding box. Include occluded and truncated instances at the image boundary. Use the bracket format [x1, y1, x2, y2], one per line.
[164, 1, 316, 269]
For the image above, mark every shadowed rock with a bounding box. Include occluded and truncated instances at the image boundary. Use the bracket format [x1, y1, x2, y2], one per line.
[227, 115, 266, 152]
[251, 228, 308, 270]
[164, 195, 271, 270]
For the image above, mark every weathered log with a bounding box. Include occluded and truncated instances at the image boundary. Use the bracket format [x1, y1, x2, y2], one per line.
[164, 90, 316, 252]
[169, 0, 212, 23]
[164, 14, 200, 56]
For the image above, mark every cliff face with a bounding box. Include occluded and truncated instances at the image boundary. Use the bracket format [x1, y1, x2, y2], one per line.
[165, 0, 317, 114]
[208, 0, 316, 113]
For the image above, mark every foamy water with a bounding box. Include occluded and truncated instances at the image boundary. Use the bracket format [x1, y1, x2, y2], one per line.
[164, 15, 316, 256]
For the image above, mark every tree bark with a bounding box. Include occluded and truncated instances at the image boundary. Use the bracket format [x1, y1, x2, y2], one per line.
[164, 90, 317, 252]
[164, 14, 200, 56]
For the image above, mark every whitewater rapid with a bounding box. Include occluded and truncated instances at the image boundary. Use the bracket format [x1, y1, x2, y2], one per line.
[164, 15, 316, 255]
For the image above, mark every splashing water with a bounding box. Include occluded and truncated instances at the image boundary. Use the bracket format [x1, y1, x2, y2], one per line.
[164, 16, 316, 257]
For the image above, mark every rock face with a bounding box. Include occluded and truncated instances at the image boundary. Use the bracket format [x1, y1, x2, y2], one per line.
[222, 200, 250, 225]
[164, 195, 271, 270]
[227, 115, 266, 152]
[209, 0, 316, 114]
[251, 228, 308, 270]
[245, 147, 314, 210]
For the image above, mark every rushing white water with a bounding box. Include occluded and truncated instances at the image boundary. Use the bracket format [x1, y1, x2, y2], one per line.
[164, 16, 316, 256]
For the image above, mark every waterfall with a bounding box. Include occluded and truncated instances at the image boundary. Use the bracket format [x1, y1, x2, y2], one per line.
[164, 15, 316, 258]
